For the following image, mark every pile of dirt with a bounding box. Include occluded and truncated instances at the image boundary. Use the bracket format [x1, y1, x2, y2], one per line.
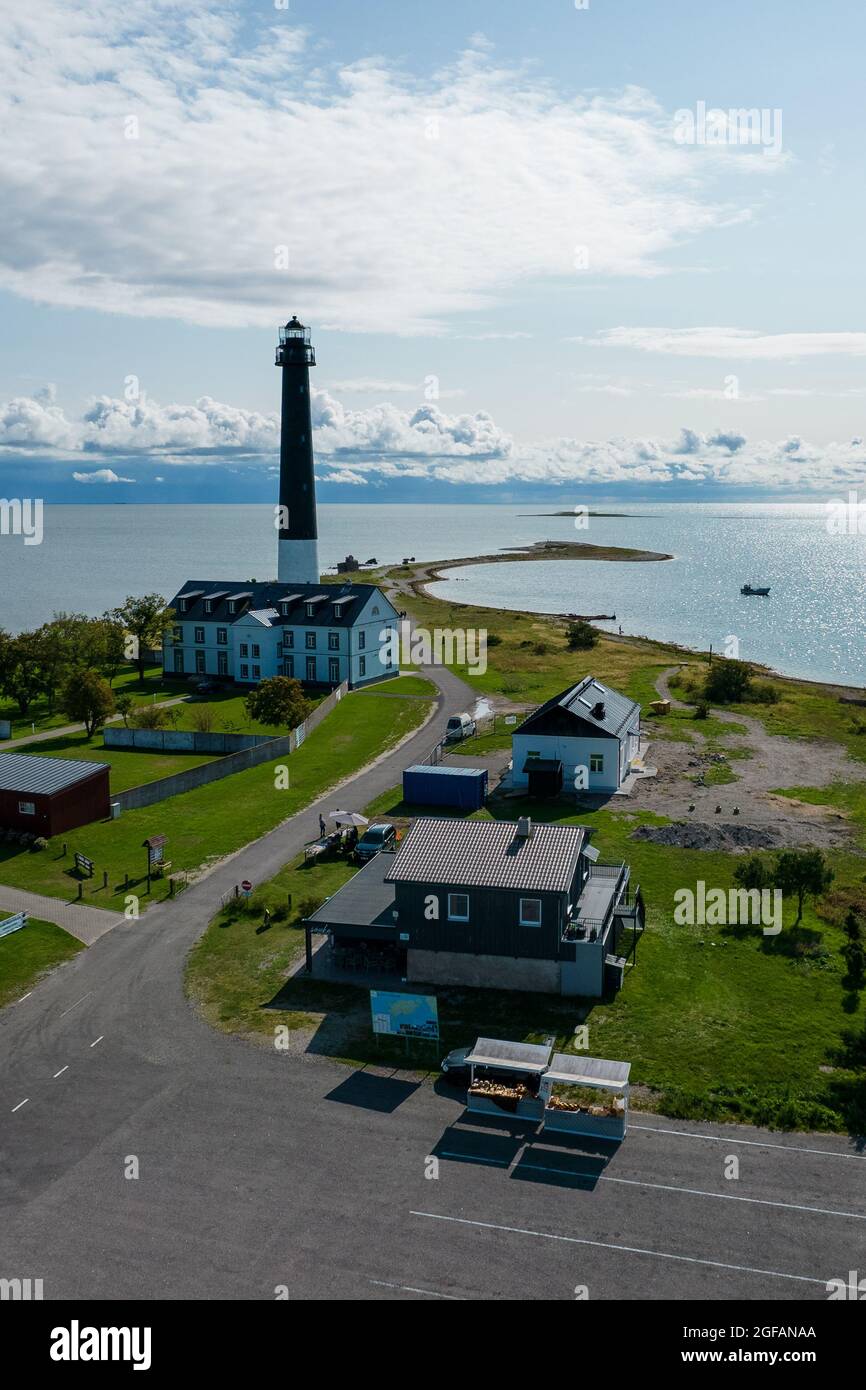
[631, 821, 780, 852]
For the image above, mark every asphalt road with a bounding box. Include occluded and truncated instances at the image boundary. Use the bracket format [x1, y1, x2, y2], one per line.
[2, 666, 865, 1301]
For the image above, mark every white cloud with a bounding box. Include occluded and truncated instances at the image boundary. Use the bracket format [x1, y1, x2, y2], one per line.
[0, 4, 763, 333]
[579, 326, 866, 359]
[4, 385, 865, 494]
[72, 468, 135, 484]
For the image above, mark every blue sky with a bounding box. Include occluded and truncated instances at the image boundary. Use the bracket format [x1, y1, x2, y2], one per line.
[1, 0, 865, 502]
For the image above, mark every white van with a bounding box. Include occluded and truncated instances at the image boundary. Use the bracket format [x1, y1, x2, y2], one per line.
[445, 712, 477, 743]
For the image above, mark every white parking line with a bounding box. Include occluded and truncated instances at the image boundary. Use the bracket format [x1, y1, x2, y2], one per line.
[59, 992, 92, 1019]
[11, 1098, 28, 1113]
[631, 1121, 866, 1161]
[89, 1036, 103, 1048]
[369, 1279, 460, 1300]
[519, 1164, 866, 1221]
[17, 992, 32, 1003]
[53, 1066, 69, 1078]
[411, 1211, 828, 1288]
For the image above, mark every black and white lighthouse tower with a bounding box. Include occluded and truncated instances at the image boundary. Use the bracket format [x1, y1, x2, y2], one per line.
[275, 316, 319, 584]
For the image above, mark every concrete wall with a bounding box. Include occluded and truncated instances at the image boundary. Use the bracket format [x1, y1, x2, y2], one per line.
[105, 728, 270, 754]
[408, 947, 560, 995]
[113, 681, 347, 812]
[560, 943, 605, 997]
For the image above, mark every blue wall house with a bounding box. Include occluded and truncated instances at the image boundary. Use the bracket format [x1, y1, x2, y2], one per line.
[163, 579, 400, 689]
[511, 677, 642, 796]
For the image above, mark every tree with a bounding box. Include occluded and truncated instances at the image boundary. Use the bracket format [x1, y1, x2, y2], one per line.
[773, 848, 834, 926]
[703, 658, 754, 704]
[244, 676, 311, 730]
[0, 630, 46, 716]
[733, 854, 773, 893]
[111, 594, 174, 682]
[565, 620, 598, 651]
[116, 693, 134, 728]
[61, 668, 116, 739]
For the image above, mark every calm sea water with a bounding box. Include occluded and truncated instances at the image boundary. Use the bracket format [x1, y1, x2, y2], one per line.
[1, 502, 863, 685]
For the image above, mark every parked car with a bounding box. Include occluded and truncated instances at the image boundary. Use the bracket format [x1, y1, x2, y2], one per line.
[355, 822, 397, 862]
[445, 712, 476, 743]
[195, 679, 223, 695]
[440, 1045, 472, 1087]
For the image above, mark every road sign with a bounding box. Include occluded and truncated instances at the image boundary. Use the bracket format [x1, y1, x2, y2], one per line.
[74, 853, 94, 877]
[241, 880, 253, 896]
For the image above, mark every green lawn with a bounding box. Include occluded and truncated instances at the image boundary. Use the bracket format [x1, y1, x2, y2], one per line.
[19, 729, 218, 793]
[0, 913, 84, 1008]
[0, 690, 433, 911]
[0, 665, 192, 742]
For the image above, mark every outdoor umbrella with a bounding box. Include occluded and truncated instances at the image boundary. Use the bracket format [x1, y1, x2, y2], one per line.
[329, 810, 369, 827]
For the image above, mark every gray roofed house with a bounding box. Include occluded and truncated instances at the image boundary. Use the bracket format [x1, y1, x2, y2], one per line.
[0, 752, 110, 796]
[0, 752, 111, 837]
[511, 675, 644, 796]
[163, 577, 401, 691]
[386, 816, 586, 894]
[300, 813, 644, 1000]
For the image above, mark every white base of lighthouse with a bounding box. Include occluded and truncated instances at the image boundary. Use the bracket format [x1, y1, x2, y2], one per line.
[278, 538, 320, 585]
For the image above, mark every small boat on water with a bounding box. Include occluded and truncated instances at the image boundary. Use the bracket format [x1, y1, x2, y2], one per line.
[740, 583, 771, 596]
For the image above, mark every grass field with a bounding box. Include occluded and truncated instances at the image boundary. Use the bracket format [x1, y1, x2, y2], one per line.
[0, 689, 433, 910]
[0, 665, 189, 741]
[0, 913, 83, 1008]
[18, 729, 218, 793]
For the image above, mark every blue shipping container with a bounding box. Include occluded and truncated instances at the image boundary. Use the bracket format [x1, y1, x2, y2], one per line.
[402, 764, 488, 810]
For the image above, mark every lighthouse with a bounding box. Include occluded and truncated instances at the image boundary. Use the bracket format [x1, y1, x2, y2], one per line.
[275, 316, 319, 584]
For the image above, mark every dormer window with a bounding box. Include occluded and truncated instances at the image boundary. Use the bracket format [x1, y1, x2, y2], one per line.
[305, 602, 315, 618]
[281, 603, 289, 617]
[179, 598, 188, 613]
[227, 601, 235, 615]
[204, 600, 212, 614]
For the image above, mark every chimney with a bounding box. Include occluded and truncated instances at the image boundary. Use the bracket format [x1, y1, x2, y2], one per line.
[591, 701, 606, 721]
[516, 815, 532, 839]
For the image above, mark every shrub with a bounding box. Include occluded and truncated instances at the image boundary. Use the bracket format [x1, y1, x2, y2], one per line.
[703, 658, 754, 704]
[295, 896, 323, 921]
[486, 634, 503, 647]
[131, 704, 167, 730]
[565, 620, 598, 651]
[190, 705, 216, 733]
[750, 680, 779, 704]
[694, 700, 710, 720]
[532, 642, 548, 656]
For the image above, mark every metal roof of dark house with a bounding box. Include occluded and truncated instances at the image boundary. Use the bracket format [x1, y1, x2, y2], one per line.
[168, 580, 395, 628]
[516, 676, 640, 740]
[0, 752, 109, 796]
[303, 852, 397, 928]
[386, 817, 586, 893]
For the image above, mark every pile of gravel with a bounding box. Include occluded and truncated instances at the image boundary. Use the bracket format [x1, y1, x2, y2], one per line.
[630, 822, 780, 852]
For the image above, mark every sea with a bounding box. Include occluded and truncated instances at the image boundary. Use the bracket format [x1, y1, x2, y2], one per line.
[1, 502, 864, 686]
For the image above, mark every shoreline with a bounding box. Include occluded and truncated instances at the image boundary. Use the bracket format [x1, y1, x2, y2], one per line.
[380, 546, 862, 699]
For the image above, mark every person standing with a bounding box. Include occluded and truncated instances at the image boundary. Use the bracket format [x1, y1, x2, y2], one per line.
[318, 813, 326, 839]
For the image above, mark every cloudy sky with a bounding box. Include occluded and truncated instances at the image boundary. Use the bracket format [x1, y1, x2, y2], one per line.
[1, 0, 864, 502]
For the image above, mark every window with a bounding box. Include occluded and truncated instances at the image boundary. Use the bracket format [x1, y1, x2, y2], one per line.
[328, 657, 340, 683]
[195, 651, 205, 674]
[217, 628, 227, 645]
[519, 898, 542, 928]
[239, 643, 249, 658]
[306, 656, 317, 682]
[204, 600, 212, 614]
[305, 632, 316, 649]
[358, 630, 366, 650]
[175, 651, 185, 674]
[328, 632, 340, 651]
[372, 606, 379, 615]
[359, 656, 366, 678]
[172, 625, 183, 644]
[252, 665, 260, 679]
[448, 893, 469, 922]
[178, 598, 188, 613]
[18, 800, 36, 816]
[305, 602, 315, 618]
[240, 664, 249, 679]
[590, 753, 604, 773]
[251, 644, 260, 659]
[227, 601, 236, 615]
[284, 631, 294, 649]
[194, 627, 205, 644]
[526, 749, 541, 760]
[281, 603, 290, 617]
[282, 657, 294, 677]
[217, 652, 228, 676]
